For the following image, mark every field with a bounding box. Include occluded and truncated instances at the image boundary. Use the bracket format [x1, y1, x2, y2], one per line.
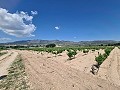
[0, 46, 120, 90]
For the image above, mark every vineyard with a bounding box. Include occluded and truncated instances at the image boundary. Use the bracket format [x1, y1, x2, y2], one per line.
[1, 46, 120, 90]
[20, 46, 113, 54]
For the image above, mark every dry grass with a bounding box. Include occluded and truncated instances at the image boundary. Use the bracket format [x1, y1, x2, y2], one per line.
[0, 55, 30, 90]
[0, 52, 7, 56]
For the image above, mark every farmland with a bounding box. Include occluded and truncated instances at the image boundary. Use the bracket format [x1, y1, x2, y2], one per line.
[0, 46, 120, 90]
[0, 0, 120, 89]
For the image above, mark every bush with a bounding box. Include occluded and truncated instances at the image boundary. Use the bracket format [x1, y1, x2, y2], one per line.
[83, 49, 89, 53]
[95, 47, 113, 66]
[95, 54, 106, 65]
[67, 50, 77, 60]
[72, 51, 77, 56]
[57, 50, 63, 54]
[92, 49, 95, 51]
[104, 48, 112, 56]
[67, 52, 73, 60]
[52, 51, 57, 55]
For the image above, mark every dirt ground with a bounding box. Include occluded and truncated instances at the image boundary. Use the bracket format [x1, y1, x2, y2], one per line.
[0, 48, 120, 90]
[19, 49, 120, 90]
[98, 47, 120, 86]
[0, 50, 18, 77]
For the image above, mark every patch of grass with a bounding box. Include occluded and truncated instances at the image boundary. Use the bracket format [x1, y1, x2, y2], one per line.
[0, 55, 30, 90]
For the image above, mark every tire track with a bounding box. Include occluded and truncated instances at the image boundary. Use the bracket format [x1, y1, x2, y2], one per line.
[0, 51, 18, 77]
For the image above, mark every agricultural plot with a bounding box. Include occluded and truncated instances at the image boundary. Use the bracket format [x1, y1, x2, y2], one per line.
[19, 47, 120, 90]
[0, 46, 120, 90]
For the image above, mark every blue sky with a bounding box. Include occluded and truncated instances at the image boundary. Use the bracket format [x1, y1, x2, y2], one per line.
[0, 0, 120, 42]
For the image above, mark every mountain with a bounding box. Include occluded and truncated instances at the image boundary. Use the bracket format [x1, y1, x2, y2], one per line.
[0, 40, 119, 46]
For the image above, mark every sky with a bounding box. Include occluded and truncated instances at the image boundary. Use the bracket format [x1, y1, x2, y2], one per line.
[0, 0, 120, 42]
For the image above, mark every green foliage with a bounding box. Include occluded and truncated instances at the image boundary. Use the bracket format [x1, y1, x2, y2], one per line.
[0, 46, 7, 50]
[67, 52, 73, 59]
[52, 51, 57, 55]
[72, 51, 77, 56]
[103, 53, 108, 58]
[95, 47, 114, 65]
[104, 48, 113, 56]
[67, 50, 77, 60]
[0, 55, 29, 90]
[22, 46, 114, 60]
[92, 49, 95, 51]
[95, 54, 106, 65]
[46, 44, 56, 48]
[83, 49, 89, 53]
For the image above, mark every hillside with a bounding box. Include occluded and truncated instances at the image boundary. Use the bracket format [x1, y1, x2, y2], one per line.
[0, 40, 119, 46]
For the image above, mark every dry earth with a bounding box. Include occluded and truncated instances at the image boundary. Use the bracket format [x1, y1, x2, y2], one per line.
[19, 49, 120, 90]
[98, 47, 120, 86]
[0, 48, 120, 90]
[0, 50, 18, 77]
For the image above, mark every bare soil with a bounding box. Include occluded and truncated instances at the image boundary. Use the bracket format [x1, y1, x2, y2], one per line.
[19, 49, 120, 90]
[98, 47, 120, 86]
[0, 50, 18, 77]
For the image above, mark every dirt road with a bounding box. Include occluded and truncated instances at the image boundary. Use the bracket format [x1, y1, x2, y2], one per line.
[0, 50, 18, 77]
[98, 47, 120, 86]
[20, 50, 120, 90]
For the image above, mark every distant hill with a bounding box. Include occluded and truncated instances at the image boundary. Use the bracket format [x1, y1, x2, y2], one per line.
[0, 40, 119, 46]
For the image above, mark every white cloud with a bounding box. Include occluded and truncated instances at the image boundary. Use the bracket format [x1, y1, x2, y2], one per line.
[0, 8, 37, 37]
[74, 37, 77, 39]
[0, 38, 11, 41]
[31, 11, 38, 15]
[55, 26, 60, 30]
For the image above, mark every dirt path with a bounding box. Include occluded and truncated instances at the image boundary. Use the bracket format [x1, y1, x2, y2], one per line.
[0, 50, 18, 77]
[20, 50, 120, 90]
[98, 47, 120, 86]
[0, 51, 12, 61]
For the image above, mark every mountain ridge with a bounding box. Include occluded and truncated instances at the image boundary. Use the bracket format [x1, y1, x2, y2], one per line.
[0, 40, 119, 46]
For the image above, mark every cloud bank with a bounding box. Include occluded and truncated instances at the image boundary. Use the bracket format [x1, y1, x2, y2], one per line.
[0, 8, 37, 37]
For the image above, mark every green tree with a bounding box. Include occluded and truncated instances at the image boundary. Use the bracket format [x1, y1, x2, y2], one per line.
[46, 44, 56, 48]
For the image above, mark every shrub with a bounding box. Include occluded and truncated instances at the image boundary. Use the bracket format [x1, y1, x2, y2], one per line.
[103, 53, 108, 58]
[95, 54, 106, 65]
[104, 48, 112, 56]
[67, 52, 73, 60]
[67, 50, 77, 60]
[83, 49, 89, 53]
[57, 50, 63, 54]
[92, 49, 95, 51]
[95, 47, 113, 66]
[72, 51, 77, 57]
